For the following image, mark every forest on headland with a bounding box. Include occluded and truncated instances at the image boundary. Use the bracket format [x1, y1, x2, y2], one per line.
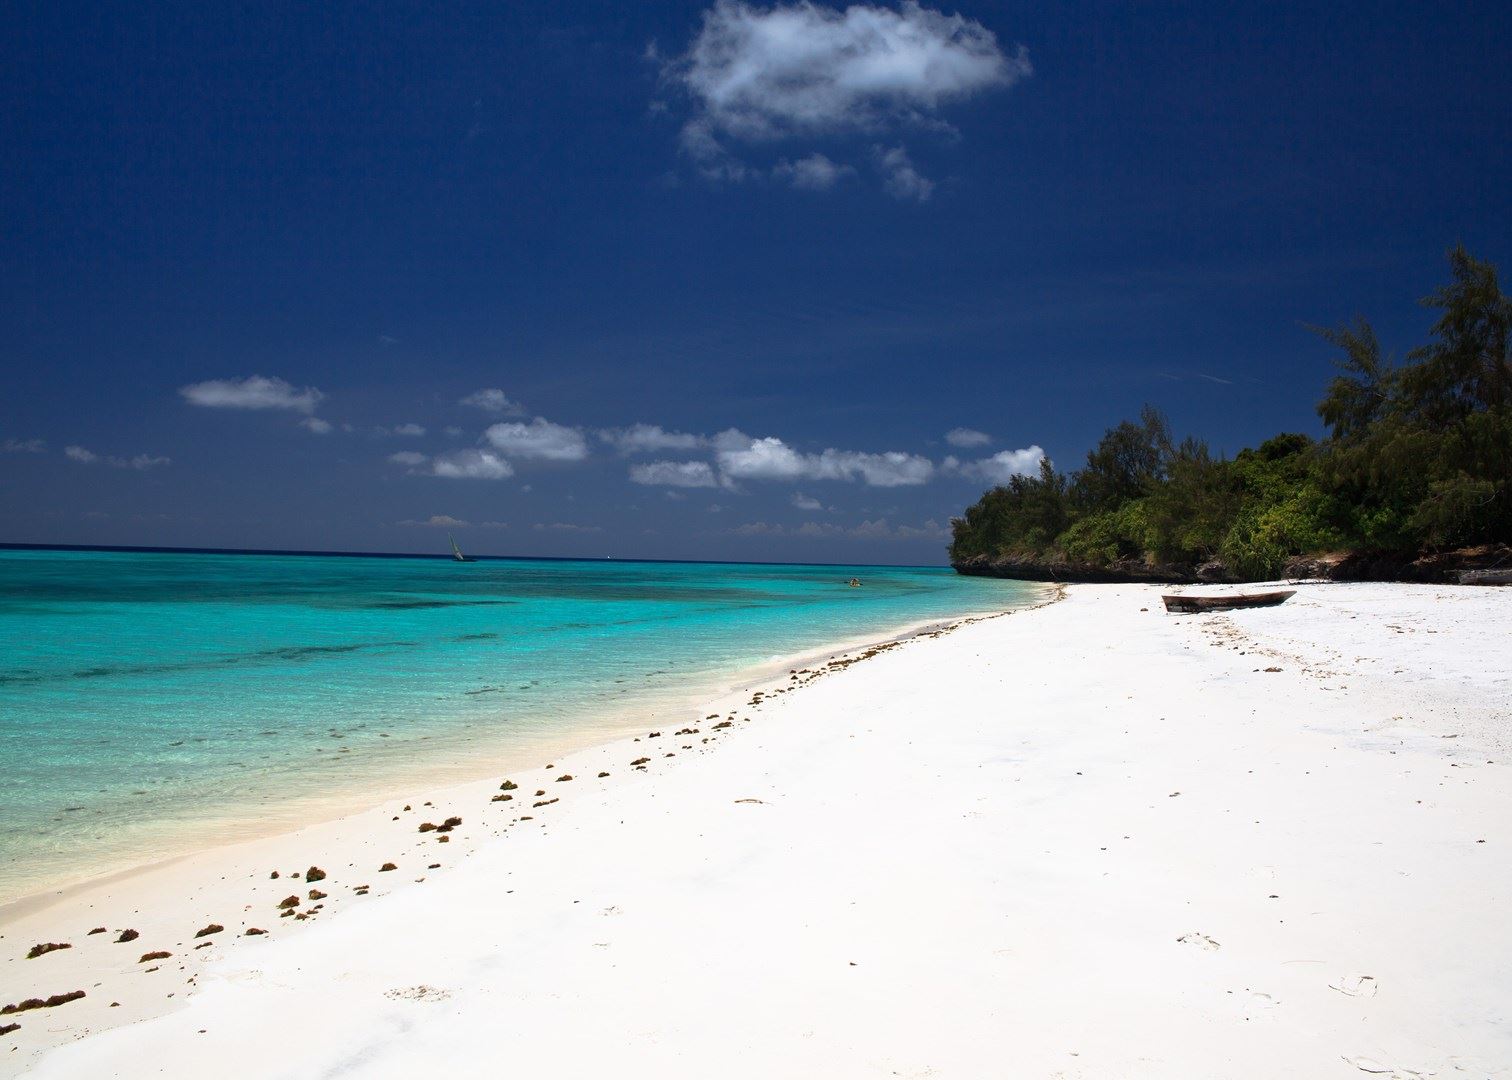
[950, 248, 1512, 583]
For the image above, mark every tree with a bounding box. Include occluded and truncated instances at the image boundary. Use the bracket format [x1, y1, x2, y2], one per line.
[1313, 317, 1391, 441]
[1070, 405, 1173, 512]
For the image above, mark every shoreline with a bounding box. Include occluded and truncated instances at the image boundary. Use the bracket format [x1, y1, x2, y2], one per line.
[0, 590, 1050, 915]
[0, 591, 1059, 1063]
[6, 581, 1507, 1078]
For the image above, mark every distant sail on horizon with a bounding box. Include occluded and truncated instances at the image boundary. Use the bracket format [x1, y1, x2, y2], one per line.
[449, 533, 472, 562]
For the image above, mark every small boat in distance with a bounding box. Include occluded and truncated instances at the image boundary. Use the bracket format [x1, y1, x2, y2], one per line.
[1162, 590, 1295, 614]
[449, 533, 474, 563]
[848, 578, 861, 588]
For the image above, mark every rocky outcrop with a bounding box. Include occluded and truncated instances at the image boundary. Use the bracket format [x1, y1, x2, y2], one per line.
[953, 544, 1512, 585]
[1281, 544, 1512, 583]
[950, 553, 1236, 585]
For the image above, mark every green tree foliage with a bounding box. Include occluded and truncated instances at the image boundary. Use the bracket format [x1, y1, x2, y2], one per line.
[948, 458, 1069, 562]
[950, 249, 1512, 578]
[1070, 405, 1172, 512]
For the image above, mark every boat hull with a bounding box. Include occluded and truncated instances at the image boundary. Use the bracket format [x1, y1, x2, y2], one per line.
[1162, 590, 1296, 614]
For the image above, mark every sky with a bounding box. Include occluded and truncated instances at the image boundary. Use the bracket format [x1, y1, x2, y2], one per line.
[2, 0, 1509, 564]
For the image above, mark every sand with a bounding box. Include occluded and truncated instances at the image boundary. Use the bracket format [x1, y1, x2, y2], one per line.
[3, 583, 1508, 1079]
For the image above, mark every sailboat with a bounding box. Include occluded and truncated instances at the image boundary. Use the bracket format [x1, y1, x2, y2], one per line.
[448, 533, 474, 563]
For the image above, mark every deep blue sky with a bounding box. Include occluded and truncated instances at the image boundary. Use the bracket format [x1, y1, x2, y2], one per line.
[3, 0, 1508, 563]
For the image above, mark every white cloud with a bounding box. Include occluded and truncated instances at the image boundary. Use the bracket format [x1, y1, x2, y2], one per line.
[714, 431, 808, 480]
[945, 427, 991, 448]
[2, 438, 45, 453]
[791, 492, 824, 510]
[731, 520, 784, 536]
[301, 417, 333, 435]
[600, 423, 706, 455]
[429, 449, 514, 480]
[377, 423, 426, 437]
[65, 445, 170, 470]
[714, 429, 934, 487]
[664, 1, 1028, 190]
[388, 451, 428, 467]
[948, 444, 1045, 483]
[459, 388, 525, 415]
[483, 418, 589, 462]
[666, 1, 1027, 161]
[773, 153, 853, 190]
[629, 460, 720, 488]
[179, 375, 324, 414]
[399, 514, 469, 527]
[875, 144, 934, 201]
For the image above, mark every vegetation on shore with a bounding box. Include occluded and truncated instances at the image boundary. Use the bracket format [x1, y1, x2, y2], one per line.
[950, 248, 1512, 580]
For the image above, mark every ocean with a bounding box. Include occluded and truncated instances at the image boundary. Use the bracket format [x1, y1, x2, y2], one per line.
[0, 547, 1041, 903]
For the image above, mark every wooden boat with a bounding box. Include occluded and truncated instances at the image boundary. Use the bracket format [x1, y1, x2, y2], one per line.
[1459, 569, 1512, 586]
[1162, 590, 1295, 614]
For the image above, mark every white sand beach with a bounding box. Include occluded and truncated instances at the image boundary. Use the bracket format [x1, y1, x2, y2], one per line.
[4, 583, 1509, 1079]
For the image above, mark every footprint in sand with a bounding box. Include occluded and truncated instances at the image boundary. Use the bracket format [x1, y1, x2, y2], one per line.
[1177, 932, 1220, 951]
[1329, 973, 1378, 998]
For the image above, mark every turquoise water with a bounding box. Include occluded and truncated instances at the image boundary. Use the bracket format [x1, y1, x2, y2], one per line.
[0, 548, 1040, 901]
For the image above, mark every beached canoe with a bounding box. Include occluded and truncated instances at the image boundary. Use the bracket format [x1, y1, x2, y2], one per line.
[1162, 590, 1296, 614]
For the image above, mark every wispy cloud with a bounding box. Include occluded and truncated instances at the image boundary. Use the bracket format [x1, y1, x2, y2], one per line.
[730, 517, 946, 540]
[629, 460, 720, 487]
[600, 424, 706, 455]
[65, 445, 171, 470]
[945, 427, 992, 448]
[459, 388, 525, 415]
[428, 449, 514, 480]
[2, 438, 45, 453]
[398, 514, 470, 527]
[661, 0, 1029, 190]
[1156, 371, 1236, 386]
[301, 417, 333, 435]
[791, 492, 824, 511]
[484, 418, 589, 462]
[179, 375, 324, 414]
[532, 522, 603, 533]
[376, 423, 426, 437]
[772, 153, 853, 191]
[875, 145, 934, 201]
